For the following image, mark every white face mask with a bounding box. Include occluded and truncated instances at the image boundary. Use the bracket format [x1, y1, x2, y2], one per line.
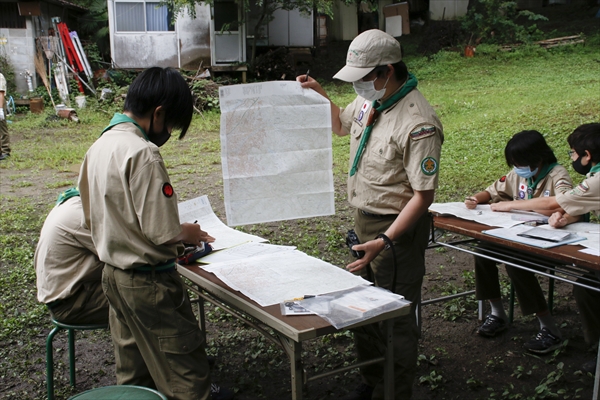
[353, 75, 389, 101]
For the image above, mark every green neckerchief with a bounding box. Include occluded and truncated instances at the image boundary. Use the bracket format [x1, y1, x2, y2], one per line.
[56, 187, 80, 206]
[589, 164, 600, 174]
[101, 113, 148, 140]
[526, 162, 558, 199]
[349, 73, 418, 177]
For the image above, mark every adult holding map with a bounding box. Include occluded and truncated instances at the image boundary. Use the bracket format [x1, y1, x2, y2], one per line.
[298, 29, 443, 400]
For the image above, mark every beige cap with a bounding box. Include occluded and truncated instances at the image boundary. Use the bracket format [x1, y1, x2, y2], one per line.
[333, 29, 402, 82]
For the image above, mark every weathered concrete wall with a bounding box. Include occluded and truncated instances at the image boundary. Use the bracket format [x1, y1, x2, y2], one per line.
[109, 2, 211, 69]
[178, 4, 211, 70]
[1, 20, 36, 95]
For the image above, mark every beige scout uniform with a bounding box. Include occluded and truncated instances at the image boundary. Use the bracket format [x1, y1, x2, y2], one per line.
[556, 169, 600, 219]
[0, 73, 10, 156]
[339, 89, 443, 399]
[485, 166, 573, 202]
[476, 165, 574, 317]
[557, 167, 600, 346]
[35, 196, 108, 325]
[342, 89, 443, 215]
[78, 120, 210, 400]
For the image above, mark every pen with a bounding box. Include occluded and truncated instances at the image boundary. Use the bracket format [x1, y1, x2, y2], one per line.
[465, 197, 477, 202]
[193, 220, 198, 224]
[304, 69, 310, 82]
[291, 295, 316, 301]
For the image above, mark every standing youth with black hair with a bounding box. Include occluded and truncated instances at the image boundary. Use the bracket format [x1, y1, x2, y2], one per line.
[78, 67, 232, 400]
[465, 130, 573, 354]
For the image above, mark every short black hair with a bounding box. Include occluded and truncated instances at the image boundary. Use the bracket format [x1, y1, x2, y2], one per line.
[504, 130, 557, 167]
[124, 67, 193, 139]
[568, 123, 600, 163]
[374, 61, 409, 83]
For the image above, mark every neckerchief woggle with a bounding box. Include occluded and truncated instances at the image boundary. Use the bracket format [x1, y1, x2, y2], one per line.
[56, 187, 80, 206]
[349, 73, 418, 177]
[526, 162, 558, 199]
[101, 113, 148, 140]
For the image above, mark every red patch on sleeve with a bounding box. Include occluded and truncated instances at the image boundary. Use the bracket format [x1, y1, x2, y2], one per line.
[162, 183, 174, 198]
[499, 176, 506, 183]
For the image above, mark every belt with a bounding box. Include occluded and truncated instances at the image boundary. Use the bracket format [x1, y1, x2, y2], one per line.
[46, 299, 63, 310]
[133, 259, 176, 273]
[360, 209, 398, 218]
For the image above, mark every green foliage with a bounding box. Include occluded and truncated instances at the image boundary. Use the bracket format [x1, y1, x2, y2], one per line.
[0, 53, 16, 93]
[419, 370, 444, 390]
[190, 79, 220, 110]
[461, 0, 548, 44]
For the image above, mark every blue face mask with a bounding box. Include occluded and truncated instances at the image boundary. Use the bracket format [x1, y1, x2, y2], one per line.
[513, 166, 538, 179]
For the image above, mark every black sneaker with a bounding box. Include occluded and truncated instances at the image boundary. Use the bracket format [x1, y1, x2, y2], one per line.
[0, 153, 9, 160]
[211, 383, 234, 400]
[582, 359, 597, 374]
[477, 314, 507, 337]
[339, 383, 374, 400]
[524, 328, 562, 354]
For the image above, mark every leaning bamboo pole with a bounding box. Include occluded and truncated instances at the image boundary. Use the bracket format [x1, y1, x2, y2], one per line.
[34, 40, 56, 109]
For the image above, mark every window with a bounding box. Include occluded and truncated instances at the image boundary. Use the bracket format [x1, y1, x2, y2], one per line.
[0, 3, 27, 29]
[115, 1, 174, 32]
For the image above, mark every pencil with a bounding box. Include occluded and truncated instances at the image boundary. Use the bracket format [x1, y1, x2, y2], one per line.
[304, 69, 310, 82]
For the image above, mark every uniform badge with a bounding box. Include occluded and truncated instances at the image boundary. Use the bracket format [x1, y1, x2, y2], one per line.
[162, 182, 174, 198]
[543, 190, 550, 197]
[555, 179, 572, 193]
[420, 157, 438, 176]
[571, 182, 589, 196]
[518, 183, 527, 199]
[357, 101, 370, 123]
[410, 126, 436, 140]
[499, 176, 507, 183]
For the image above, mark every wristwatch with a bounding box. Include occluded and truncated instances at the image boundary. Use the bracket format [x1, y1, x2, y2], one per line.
[375, 233, 392, 251]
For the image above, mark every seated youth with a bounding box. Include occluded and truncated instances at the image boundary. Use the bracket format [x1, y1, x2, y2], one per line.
[491, 123, 599, 372]
[464, 130, 573, 354]
[35, 188, 108, 325]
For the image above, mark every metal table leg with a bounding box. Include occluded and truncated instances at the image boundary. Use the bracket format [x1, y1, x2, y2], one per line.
[593, 337, 599, 400]
[384, 319, 394, 400]
[280, 335, 304, 400]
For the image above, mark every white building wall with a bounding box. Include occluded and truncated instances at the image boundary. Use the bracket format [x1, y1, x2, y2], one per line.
[0, 19, 37, 94]
[108, 1, 211, 69]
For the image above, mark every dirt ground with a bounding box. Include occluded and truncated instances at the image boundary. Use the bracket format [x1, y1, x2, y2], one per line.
[1, 132, 597, 400]
[2, 4, 599, 399]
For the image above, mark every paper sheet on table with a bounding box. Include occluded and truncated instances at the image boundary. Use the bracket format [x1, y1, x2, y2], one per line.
[532, 222, 600, 251]
[198, 242, 296, 264]
[178, 195, 267, 250]
[219, 81, 334, 226]
[429, 202, 526, 228]
[201, 250, 370, 307]
[299, 286, 411, 329]
[482, 224, 586, 249]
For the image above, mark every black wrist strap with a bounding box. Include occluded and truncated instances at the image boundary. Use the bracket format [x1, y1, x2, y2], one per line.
[375, 233, 393, 251]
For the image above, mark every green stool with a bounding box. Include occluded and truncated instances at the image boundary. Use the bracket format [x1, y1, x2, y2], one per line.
[69, 385, 168, 399]
[46, 318, 108, 400]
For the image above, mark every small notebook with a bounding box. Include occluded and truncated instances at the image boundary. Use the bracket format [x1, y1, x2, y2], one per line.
[516, 227, 573, 242]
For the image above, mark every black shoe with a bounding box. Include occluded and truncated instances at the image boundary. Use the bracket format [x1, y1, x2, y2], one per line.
[582, 359, 597, 374]
[524, 328, 562, 354]
[0, 153, 8, 160]
[477, 314, 507, 337]
[211, 383, 234, 400]
[339, 383, 374, 400]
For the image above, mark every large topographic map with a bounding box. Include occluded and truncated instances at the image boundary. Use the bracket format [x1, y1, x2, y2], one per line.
[219, 81, 334, 226]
